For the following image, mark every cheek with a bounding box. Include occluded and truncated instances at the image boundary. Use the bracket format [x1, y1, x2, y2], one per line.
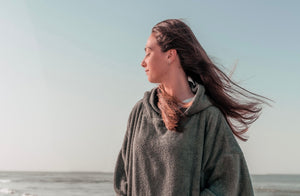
[152, 54, 165, 65]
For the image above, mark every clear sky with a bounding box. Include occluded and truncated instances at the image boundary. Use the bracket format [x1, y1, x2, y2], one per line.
[0, 0, 299, 174]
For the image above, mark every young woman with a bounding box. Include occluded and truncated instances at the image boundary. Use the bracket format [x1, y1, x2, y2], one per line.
[114, 19, 268, 196]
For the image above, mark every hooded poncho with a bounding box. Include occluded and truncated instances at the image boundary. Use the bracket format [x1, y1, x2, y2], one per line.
[114, 84, 254, 196]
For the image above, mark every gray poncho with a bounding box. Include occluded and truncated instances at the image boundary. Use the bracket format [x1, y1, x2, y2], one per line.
[114, 84, 254, 196]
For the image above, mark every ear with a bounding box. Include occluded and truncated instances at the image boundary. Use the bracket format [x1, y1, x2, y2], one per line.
[166, 49, 177, 63]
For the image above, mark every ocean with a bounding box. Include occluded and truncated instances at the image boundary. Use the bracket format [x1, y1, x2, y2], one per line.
[0, 172, 113, 196]
[252, 174, 300, 196]
[0, 172, 299, 196]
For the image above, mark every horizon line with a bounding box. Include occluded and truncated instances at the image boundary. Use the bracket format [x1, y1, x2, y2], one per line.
[1, 170, 300, 176]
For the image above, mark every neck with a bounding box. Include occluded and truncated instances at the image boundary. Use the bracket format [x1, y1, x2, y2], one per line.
[161, 67, 194, 102]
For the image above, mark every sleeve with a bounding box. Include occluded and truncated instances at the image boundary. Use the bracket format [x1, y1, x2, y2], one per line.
[114, 136, 128, 196]
[200, 107, 254, 196]
[113, 100, 143, 196]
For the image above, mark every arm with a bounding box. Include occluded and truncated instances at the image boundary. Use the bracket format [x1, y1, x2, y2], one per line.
[113, 100, 143, 196]
[200, 107, 254, 196]
[114, 111, 131, 196]
[114, 147, 128, 196]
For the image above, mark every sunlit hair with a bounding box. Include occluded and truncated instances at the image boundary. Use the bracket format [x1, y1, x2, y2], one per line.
[157, 84, 191, 132]
[153, 19, 271, 141]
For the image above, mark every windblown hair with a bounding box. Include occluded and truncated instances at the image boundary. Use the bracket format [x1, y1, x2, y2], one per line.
[152, 19, 270, 141]
[157, 84, 191, 132]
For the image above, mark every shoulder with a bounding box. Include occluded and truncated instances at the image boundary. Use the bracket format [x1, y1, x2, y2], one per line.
[202, 106, 243, 155]
[202, 105, 229, 131]
[128, 87, 157, 120]
[202, 105, 222, 116]
[128, 99, 144, 120]
[185, 105, 225, 130]
[123, 99, 145, 138]
[198, 105, 224, 122]
[132, 99, 144, 112]
[201, 106, 233, 138]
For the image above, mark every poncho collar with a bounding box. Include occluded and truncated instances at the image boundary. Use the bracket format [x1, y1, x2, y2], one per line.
[143, 82, 212, 119]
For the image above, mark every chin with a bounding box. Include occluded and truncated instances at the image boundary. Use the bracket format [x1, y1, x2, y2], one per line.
[148, 77, 159, 84]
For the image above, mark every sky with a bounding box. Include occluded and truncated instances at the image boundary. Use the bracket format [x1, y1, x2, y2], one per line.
[0, 0, 299, 174]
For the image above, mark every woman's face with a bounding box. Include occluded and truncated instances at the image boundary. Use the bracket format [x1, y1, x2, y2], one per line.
[141, 33, 169, 83]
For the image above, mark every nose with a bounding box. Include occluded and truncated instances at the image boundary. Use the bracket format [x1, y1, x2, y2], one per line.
[141, 58, 146, 68]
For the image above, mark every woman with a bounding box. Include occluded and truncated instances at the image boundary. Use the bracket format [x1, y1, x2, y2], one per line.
[114, 19, 268, 196]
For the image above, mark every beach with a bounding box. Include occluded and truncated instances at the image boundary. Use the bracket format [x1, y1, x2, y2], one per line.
[1, 172, 299, 196]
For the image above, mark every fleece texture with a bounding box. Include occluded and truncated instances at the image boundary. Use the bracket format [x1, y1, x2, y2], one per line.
[114, 84, 254, 196]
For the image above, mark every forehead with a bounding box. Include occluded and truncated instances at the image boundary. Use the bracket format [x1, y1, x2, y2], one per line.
[145, 33, 158, 51]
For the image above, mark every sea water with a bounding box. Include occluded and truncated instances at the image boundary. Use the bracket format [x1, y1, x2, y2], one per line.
[1, 172, 300, 196]
[0, 172, 113, 196]
[252, 174, 300, 196]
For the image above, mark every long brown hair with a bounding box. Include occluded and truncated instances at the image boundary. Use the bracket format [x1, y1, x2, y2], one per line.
[153, 19, 270, 141]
